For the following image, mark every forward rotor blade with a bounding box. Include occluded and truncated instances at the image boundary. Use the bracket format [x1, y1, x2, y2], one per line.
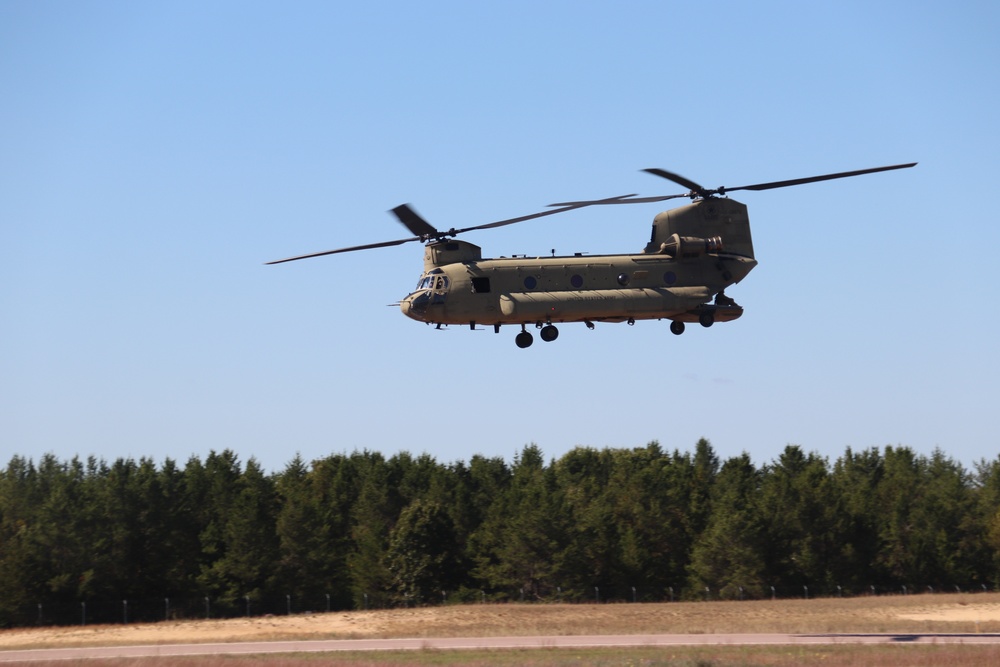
[266, 193, 633, 264]
[642, 168, 708, 197]
[390, 204, 438, 237]
[265, 236, 420, 264]
[725, 162, 917, 193]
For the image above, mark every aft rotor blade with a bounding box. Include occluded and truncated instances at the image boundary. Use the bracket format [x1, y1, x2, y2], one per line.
[549, 193, 688, 206]
[451, 194, 639, 234]
[726, 162, 917, 193]
[265, 236, 420, 264]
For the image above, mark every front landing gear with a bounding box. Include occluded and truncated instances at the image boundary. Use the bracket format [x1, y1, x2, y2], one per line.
[670, 320, 685, 336]
[514, 323, 559, 348]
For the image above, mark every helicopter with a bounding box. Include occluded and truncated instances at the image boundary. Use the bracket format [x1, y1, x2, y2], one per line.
[268, 163, 916, 348]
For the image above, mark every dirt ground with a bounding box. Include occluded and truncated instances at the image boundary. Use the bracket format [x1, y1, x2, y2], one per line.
[2, 593, 1000, 651]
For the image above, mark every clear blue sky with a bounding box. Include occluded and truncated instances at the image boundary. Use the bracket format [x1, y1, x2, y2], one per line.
[2, 1, 998, 473]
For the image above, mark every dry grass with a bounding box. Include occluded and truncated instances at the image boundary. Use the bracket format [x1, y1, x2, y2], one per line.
[4, 594, 1000, 665]
[11, 646, 1000, 667]
[8, 593, 1000, 648]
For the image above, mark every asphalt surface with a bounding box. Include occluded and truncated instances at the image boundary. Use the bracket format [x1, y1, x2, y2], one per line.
[3, 633, 1000, 662]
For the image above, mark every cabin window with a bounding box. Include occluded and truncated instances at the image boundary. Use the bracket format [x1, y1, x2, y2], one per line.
[570, 274, 584, 288]
[524, 276, 537, 290]
[471, 277, 491, 293]
[663, 271, 677, 285]
[617, 273, 630, 286]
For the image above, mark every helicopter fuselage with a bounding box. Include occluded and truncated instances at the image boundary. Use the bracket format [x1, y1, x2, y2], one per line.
[400, 197, 757, 340]
[401, 247, 756, 328]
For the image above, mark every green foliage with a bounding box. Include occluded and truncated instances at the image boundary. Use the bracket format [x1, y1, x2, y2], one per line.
[687, 452, 767, 599]
[385, 499, 460, 604]
[758, 446, 834, 589]
[2, 441, 999, 627]
[471, 444, 567, 600]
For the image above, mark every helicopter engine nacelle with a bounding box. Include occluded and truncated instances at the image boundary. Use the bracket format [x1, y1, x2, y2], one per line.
[658, 233, 723, 258]
[645, 198, 754, 259]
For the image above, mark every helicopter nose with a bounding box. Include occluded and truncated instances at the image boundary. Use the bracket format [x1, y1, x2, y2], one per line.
[402, 291, 431, 321]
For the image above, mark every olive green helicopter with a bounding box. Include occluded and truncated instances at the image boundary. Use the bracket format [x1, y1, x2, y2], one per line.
[268, 163, 916, 348]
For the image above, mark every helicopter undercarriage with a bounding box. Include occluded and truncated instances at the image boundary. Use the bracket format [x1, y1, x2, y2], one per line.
[432, 297, 745, 348]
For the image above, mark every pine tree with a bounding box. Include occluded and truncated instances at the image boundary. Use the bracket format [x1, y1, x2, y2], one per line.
[687, 453, 766, 599]
[384, 499, 460, 604]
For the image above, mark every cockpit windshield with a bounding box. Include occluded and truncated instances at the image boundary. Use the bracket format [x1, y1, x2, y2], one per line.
[415, 274, 449, 291]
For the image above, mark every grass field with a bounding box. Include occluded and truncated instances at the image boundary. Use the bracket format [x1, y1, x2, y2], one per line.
[3, 593, 1000, 665]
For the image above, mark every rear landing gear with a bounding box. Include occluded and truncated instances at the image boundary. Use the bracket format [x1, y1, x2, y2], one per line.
[540, 325, 559, 342]
[670, 320, 685, 335]
[515, 329, 533, 348]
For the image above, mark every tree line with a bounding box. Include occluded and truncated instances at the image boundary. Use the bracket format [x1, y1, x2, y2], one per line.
[2, 440, 1000, 627]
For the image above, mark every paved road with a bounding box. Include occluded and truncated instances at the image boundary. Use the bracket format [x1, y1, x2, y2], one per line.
[3, 633, 1000, 662]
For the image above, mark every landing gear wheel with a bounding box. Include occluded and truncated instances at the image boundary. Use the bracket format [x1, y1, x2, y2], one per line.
[515, 331, 534, 348]
[540, 325, 559, 342]
[699, 311, 715, 328]
[670, 320, 685, 335]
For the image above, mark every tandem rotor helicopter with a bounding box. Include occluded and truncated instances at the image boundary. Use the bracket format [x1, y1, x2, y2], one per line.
[268, 163, 916, 348]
